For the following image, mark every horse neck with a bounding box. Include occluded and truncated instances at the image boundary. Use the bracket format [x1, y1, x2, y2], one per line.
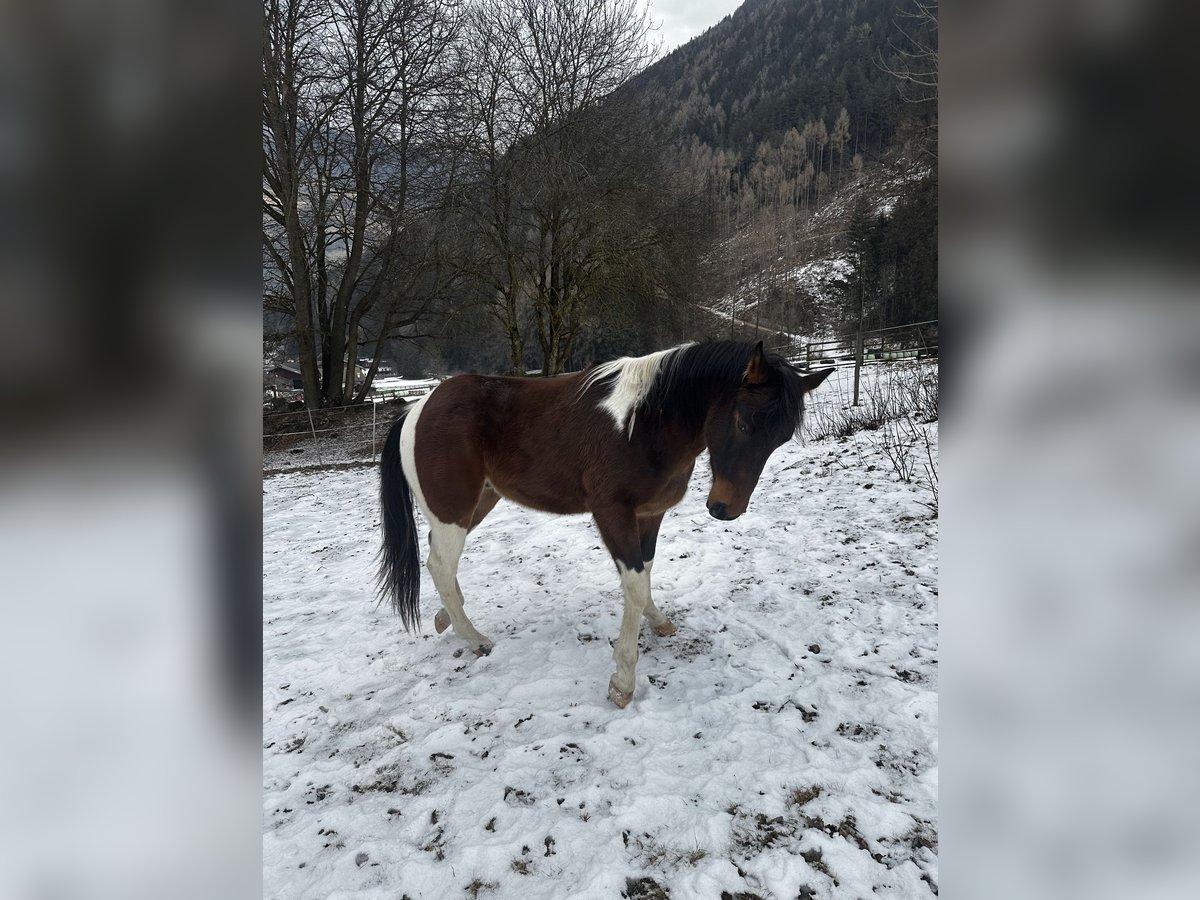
[651, 364, 738, 455]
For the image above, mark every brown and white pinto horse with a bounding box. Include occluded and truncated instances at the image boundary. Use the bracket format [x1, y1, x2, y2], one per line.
[377, 340, 832, 707]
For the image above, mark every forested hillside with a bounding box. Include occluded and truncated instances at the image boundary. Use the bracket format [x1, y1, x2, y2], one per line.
[638, 0, 922, 159]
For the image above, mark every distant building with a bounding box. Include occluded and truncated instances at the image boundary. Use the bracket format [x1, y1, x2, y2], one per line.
[264, 365, 304, 397]
[356, 357, 396, 379]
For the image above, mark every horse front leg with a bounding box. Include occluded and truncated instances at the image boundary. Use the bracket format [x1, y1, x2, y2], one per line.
[592, 505, 649, 708]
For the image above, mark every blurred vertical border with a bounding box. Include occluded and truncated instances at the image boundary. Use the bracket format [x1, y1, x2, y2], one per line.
[0, 0, 261, 896]
[943, 1, 1199, 899]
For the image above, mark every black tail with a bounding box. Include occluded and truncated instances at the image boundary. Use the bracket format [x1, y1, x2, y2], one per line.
[377, 410, 422, 631]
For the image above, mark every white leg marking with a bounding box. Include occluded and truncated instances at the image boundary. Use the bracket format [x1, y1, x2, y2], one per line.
[427, 520, 492, 653]
[610, 562, 651, 703]
[401, 391, 492, 653]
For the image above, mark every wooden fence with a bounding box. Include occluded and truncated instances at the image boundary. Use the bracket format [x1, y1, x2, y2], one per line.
[803, 320, 938, 368]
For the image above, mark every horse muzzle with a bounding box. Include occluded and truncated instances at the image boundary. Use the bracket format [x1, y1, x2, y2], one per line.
[706, 486, 749, 520]
[707, 500, 738, 520]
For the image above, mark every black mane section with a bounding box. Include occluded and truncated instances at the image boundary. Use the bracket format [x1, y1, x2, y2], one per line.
[641, 340, 809, 435]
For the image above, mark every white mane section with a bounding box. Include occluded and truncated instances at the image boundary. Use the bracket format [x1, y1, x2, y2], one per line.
[581, 343, 694, 438]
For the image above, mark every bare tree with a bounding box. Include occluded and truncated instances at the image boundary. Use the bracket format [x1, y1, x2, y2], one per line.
[453, 2, 534, 373]
[460, 0, 659, 376]
[263, 0, 466, 407]
[264, 0, 334, 407]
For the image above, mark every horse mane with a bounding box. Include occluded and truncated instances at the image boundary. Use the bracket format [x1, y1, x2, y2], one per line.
[583, 340, 809, 439]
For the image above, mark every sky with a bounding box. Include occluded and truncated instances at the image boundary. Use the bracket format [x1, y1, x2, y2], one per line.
[648, 0, 745, 55]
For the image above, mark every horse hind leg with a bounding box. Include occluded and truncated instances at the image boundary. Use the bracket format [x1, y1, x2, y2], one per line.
[429, 487, 501, 654]
[428, 519, 493, 656]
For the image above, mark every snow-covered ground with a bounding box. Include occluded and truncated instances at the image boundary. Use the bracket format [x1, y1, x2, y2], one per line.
[264, 394, 938, 898]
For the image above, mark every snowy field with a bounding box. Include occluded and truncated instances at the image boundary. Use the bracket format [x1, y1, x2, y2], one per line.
[264, 389, 938, 899]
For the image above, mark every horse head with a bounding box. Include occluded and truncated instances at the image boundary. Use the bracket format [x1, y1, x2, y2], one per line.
[704, 342, 833, 520]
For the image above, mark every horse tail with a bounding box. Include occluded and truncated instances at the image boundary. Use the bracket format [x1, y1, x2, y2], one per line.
[377, 407, 422, 631]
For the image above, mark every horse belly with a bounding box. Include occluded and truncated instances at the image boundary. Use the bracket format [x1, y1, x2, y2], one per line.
[487, 470, 589, 516]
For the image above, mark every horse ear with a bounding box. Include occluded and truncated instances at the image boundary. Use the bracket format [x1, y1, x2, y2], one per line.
[743, 341, 769, 385]
[798, 367, 835, 393]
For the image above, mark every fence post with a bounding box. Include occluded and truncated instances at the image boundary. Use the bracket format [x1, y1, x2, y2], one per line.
[306, 408, 325, 467]
[371, 400, 377, 463]
[853, 277, 865, 406]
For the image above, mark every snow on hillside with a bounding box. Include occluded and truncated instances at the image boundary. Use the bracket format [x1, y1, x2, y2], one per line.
[264, 396, 938, 899]
[786, 253, 854, 321]
[704, 251, 852, 348]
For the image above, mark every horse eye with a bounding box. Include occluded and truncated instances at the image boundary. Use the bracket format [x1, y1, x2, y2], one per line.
[737, 420, 749, 433]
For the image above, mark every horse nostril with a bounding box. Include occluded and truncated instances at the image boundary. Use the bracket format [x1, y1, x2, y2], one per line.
[709, 501, 728, 520]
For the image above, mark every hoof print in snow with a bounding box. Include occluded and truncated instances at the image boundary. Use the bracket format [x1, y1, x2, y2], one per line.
[510, 853, 532, 876]
[776, 700, 819, 722]
[420, 824, 445, 860]
[354, 851, 368, 867]
[305, 783, 332, 804]
[801, 846, 836, 882]
[731, 810, 797, 857]
[281, 734, 306, 754]
[318, 827, 344, 850]
[503, 786, 535, 806]
[623, 877, 670, 900]
[464, 879, 496, 899]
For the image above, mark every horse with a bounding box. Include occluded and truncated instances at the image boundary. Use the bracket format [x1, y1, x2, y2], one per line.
[376, 340, 833, 707]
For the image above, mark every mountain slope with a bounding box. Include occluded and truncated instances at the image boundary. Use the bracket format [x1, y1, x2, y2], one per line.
[635, 0, 932, 162]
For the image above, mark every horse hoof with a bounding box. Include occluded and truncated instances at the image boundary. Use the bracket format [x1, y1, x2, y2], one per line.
[607, 677, 633, 709]
[654, 620, 676, 637]
[473, 642, 493, 658]
[434, 610, 450, 634]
